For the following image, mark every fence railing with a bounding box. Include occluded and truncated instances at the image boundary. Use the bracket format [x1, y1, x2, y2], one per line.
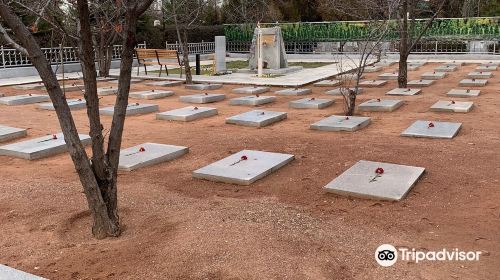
[165, 41, 215, 54]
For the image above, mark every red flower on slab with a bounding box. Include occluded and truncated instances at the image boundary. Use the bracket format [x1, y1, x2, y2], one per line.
[376, 98, 381, 102]
[194, 106, 199, 110]
[310, 97, 316, 101]
[256, 94, 260, 97]
[428, 122, 435, 128]
[375, 167, 384, 174]
[241, 155, 248, 160]
[204, 92, 208, 95]
[52, 134, 58, 140]
[139, 147, 146, 152]
[451, 100, 455, 104]
[345, 116, 350, 120]
[152, 89, 155, 92]
[78, 99, 82, 101]
[135, 103, 139, 105]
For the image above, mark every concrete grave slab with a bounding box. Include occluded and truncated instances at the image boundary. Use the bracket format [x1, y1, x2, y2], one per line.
[336, 73, 365, 80]
[0, 94, 50, 105]
[129, 90, 174, 100]
[323, 160, 425, 201]
[118, 143, 188, 171]
[156, 106, 217, 122]
[100, 103, 159, 116]
[232, 86, 270, 95]
[434, 65, 457, 72]
[408, 60, 427, 66]
[97, 86, 118, 96]
[274, 88, 311, 96]
[481, 61, 500, 66]
[386, 88, 421, 96]
[358, 99, 403, 112]
[0, 132, 91, 160]
[310, 115, 371, 132]
[38, 99, 86, 110]
[374, 61, 396, 67]
[226, 110, 287, 127]
[0, 93, 4, 97]
[459, 79, 487, 87]
[185, 83, 222, 90]
[401, 120, 462, 139]
[407, 79, 434, 87]
[476, 65, 497, 71]
[289, 98, 334, 109]
[407, 65, 421, 71]
[443, 61, 464, 66]
[230, 95, 276, 106]
[0, 264, 47, 280]
[13, 83, 45, 90]
[192, 149, 294, 185]
[467, 71, 493, 79]
[378, 72, 399, 80]
[145, 80, 183, 87]
[325, 87, 363, 95]
[61, 83, 83, 92]
[109, 78, 142, 84]
[359, 80, 387, 87]
[180, 93, 226, 104]
[96, 77, 116, 82]
[421, 71, 447, 80]
[430, 100, 473, 113]
[313, 80, 341, 87]
[0, 125, 27, 142]
[363, 65, 383, 72]
[446, 89, 480, 97]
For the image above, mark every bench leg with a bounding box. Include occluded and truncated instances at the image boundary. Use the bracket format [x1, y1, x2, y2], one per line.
[180, 66, 183, 78]
[158, 65, 162, 77]
[144, 65, 148, 75]
[166, 66, 169, 76]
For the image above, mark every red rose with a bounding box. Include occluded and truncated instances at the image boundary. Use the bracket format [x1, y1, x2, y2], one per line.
[311, 97, 316, 101]
[78, 99, 82, 101]
[451, 101, 455, 104]
[377, 98, 381, 102]
[256, 94, 260, 97]
[428, 122, 435, 128]
[29, 94, 32, 96]
[375, 167, 384, 174]
[152, 89, 155, 92]
[194, 106, 198, 110]
[52, 134, 58, 140]
[139, 147, 145, 152]
[241, 155, 248, 160]
[204, 92, 208, 95]
[135, 103, 139, 105]
[345, 116, 350, 120]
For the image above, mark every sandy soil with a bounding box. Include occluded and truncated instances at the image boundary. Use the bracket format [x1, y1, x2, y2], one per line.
[0, 62, 499, 280]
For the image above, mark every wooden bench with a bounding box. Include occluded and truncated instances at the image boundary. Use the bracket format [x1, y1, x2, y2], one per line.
[135, 48, 184, 77]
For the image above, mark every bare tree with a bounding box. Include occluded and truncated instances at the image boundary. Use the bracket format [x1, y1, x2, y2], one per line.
[0, 0, 154, 239]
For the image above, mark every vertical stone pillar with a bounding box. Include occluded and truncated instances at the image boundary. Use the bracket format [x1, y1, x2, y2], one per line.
[215, 36, 226, 73]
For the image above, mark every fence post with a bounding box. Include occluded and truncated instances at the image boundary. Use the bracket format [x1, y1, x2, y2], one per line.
[1, 45, 5, 68]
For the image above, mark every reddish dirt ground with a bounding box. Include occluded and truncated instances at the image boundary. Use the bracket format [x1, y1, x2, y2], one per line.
[0, 62, 499, 280]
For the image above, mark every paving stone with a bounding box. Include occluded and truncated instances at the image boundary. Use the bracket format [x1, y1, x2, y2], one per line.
[109, 78, 142, 84]
[118, 143, 188, 171]
[434, 65, 458, 72]
[129, 90, 174, 100]
[226, 110, 287, 127]
[274, 88, 312, 96]
[230, 95, 276, 106]
[232, 86, 270, 94]
[0, 94, 50, 105]
[99, 103, 159, 116]
[476, 65, 497, 71]
[13, 83, 46, 90]
[421, 71, 447, 80]
[323, 160, 425, 201]
[359, 80, 387, 87]
[443, 61, 464, 66]
[467, 71, 493, 79]
[38, 99, 86, 110]
[430, 100, 473, 113]
[363, 65, 383, 72]
[358, 99, 403, 112]
[289, 98, 334, 109]
[185, 83, 222, 90]
[378, 72, 399, 80]
[192, 149, 294, 185]
[97, 86, 118, 96]
[0, 264, 47, 280]
[459, 79, 487, 87]
[313, 80, 341, 87]
[145, 80, 184, 87]
[310, 115, 371, 132]
[0, 132, 91, 160]
[0, 125, 27, 142]
[336, 73, 365, 80]
[325, 87, 364, 95]
[386, 88, 421, 96]
[156, 106, 217, 122]
[180, 93, 226, 104]
[446, 89, 480, 97]
[407, 79, 434, 87]
[401, 120, 462, 139]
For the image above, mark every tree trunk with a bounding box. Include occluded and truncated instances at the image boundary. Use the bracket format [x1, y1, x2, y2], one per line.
[181, 30, 192, 83]
[397, 53, 408, 88]
[398, 0, 409, 88]
[345, 90, 356, 116]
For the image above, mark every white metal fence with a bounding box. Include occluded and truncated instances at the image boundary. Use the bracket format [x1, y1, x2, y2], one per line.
[165, 41, 215, 54]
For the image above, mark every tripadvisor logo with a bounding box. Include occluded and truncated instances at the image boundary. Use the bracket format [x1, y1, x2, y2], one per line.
[375, 244, 482, 267]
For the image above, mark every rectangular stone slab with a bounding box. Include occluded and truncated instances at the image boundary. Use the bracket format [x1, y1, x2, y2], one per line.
[274, 88, 311, 96]
[192, 150, 294, 185]
[336, 73, 365, 80]
[0, 264, 47, 280]
[324, 160, 425, 201]
[386, 88, 421, 96]
[374, 61, 396, 67]
[363, 65, 382, 72]
[0, 125, 27, 142]
[289, 98, 334, 109]
[13, 83, 45, 90]
[129, 90, 174, 100]
[0, 93, 4, 97]
[310, 115, 371, 132]
[407, 80, 434, 87]
[401, 120, 462, 139]
[378, 73, 398, 80]
[226, 110, 287, 127]
[180, 93, 225, 104]
[99, 103, 159, 116]
[481, 61, 500, 66]
[109, 78, 142, 84]
[434, 65, 457, 72]
[0, 132, 91, 160]
[444, 61, 464, 66]
[61, 84, 83, 92]
[0, 94, 50, 105]
[446, 89, 480, 97]
[430, 100, 473, 113]
[476, 65, 497, 71]
[232, 86, 270, 94]
[467, 72, 493, 79]
[325, 87, 363, 95]
[185, 83, 222, 90]
[359, 80, 387, 87]
[96, 77, 116, 82]
[358, 99, 403, 112]
[145, 80, 183, 87]
[38, 99, 86, 110]
[459, 79, 487, 87]
[97, 87, 118, 96]
[313, 80, 341, 87]
[229, 96, 276, 106]
[156, 106, 217, 122]
[421, 72, 447, 80]
[118, 143, 188, 171]
[407, 65, 420, 71]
